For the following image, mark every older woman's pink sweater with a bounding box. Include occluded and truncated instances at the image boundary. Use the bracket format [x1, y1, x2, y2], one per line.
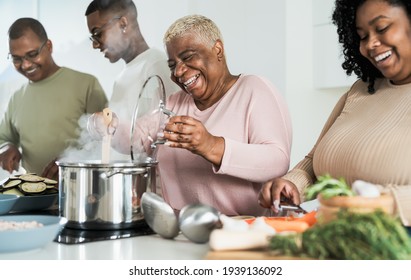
[157, 74, 292, 216]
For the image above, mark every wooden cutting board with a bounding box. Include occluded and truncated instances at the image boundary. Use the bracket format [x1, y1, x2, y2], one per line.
[206, 249, 311, 260]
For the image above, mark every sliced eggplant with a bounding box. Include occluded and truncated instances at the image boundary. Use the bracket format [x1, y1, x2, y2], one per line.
[2, 187, 24, 196]
[9, 174, 23, 180]
[19, 174, 45, 183]
[2, 179, 22, 189]
[1, 173, 58, 197]
[43, 178, 58, 185]
[20, 182, 47, 194]
[45, 188, 58, 194]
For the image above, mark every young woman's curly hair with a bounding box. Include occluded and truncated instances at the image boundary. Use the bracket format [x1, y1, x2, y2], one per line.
[332, 0, 411, 93]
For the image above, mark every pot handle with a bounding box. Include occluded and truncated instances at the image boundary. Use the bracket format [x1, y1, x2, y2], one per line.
[100, 167, 147, 179]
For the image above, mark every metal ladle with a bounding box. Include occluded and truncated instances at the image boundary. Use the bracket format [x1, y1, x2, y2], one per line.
[141, 192, 179, 239]
[141, 193, 222, 243]
[178, 203, 222, 244]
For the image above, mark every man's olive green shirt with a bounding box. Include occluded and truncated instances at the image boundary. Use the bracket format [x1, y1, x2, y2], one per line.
[0, 67, 107, 174]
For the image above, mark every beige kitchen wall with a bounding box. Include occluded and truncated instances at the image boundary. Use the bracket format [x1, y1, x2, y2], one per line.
[0, 0, 353, 168]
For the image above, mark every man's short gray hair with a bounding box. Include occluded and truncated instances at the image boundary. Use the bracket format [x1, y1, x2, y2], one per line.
[164, 14, 223, 47]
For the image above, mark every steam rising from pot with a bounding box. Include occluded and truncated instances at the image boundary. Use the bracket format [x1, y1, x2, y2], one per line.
[59, 114, 130, 163]
[59, 72, 169, 164]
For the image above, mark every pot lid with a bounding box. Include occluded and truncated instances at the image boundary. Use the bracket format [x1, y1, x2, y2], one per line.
[56, 159, 157, 168]
[130, 75, 173, 162]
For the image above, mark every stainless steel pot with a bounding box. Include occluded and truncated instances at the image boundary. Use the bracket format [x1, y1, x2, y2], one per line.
[56, 160, 157, 230]
[57, 75, 170, 230]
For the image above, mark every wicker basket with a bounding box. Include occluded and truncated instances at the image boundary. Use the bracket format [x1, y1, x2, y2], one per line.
[316, 194, 395, 224]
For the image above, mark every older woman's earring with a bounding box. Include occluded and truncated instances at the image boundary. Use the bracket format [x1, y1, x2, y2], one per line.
[122, 28, 126, 33]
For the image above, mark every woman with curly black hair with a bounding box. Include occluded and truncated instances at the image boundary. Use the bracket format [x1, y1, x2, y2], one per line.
[332, 0, 411, 93]
[259, 0, 411, 228]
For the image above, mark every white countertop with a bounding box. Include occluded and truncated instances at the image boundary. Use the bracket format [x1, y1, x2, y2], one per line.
[0, 233, 210, 260]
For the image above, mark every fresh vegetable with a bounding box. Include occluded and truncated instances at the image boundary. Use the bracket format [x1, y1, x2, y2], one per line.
[352, 180, 380, 197]
[296, 211, 317, 227]
[209, 229, 271, 251]
[263, 218, 309, 233]
[305, 174, 354, 200]
[0, 173, 58, 196]
[2, 179, 21, 189]
[20, 182, 47, 194]
[269, 210, 411, 260]
[245, 212, 317, 233]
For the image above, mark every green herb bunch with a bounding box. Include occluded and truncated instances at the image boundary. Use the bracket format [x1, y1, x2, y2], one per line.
[305, 174, 354, 200]
[269, 210, 411, 260]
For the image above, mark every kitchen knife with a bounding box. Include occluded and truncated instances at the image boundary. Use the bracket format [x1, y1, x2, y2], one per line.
[299, 198, 320, 213]
[278, 199, 320, 214]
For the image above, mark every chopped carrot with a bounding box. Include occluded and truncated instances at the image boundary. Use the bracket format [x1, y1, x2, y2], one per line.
[245, 216, 294, 225]
[296, 211, 317, 227]
[244, 211, 317, 232]
[263, 218, 310, 232]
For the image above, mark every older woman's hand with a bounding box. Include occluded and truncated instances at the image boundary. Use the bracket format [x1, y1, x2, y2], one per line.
[163, 115, 225, 166]
[258, 178, 301, 213]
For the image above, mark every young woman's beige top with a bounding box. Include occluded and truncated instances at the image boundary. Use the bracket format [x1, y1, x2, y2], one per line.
[283, 78, 411, 226]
